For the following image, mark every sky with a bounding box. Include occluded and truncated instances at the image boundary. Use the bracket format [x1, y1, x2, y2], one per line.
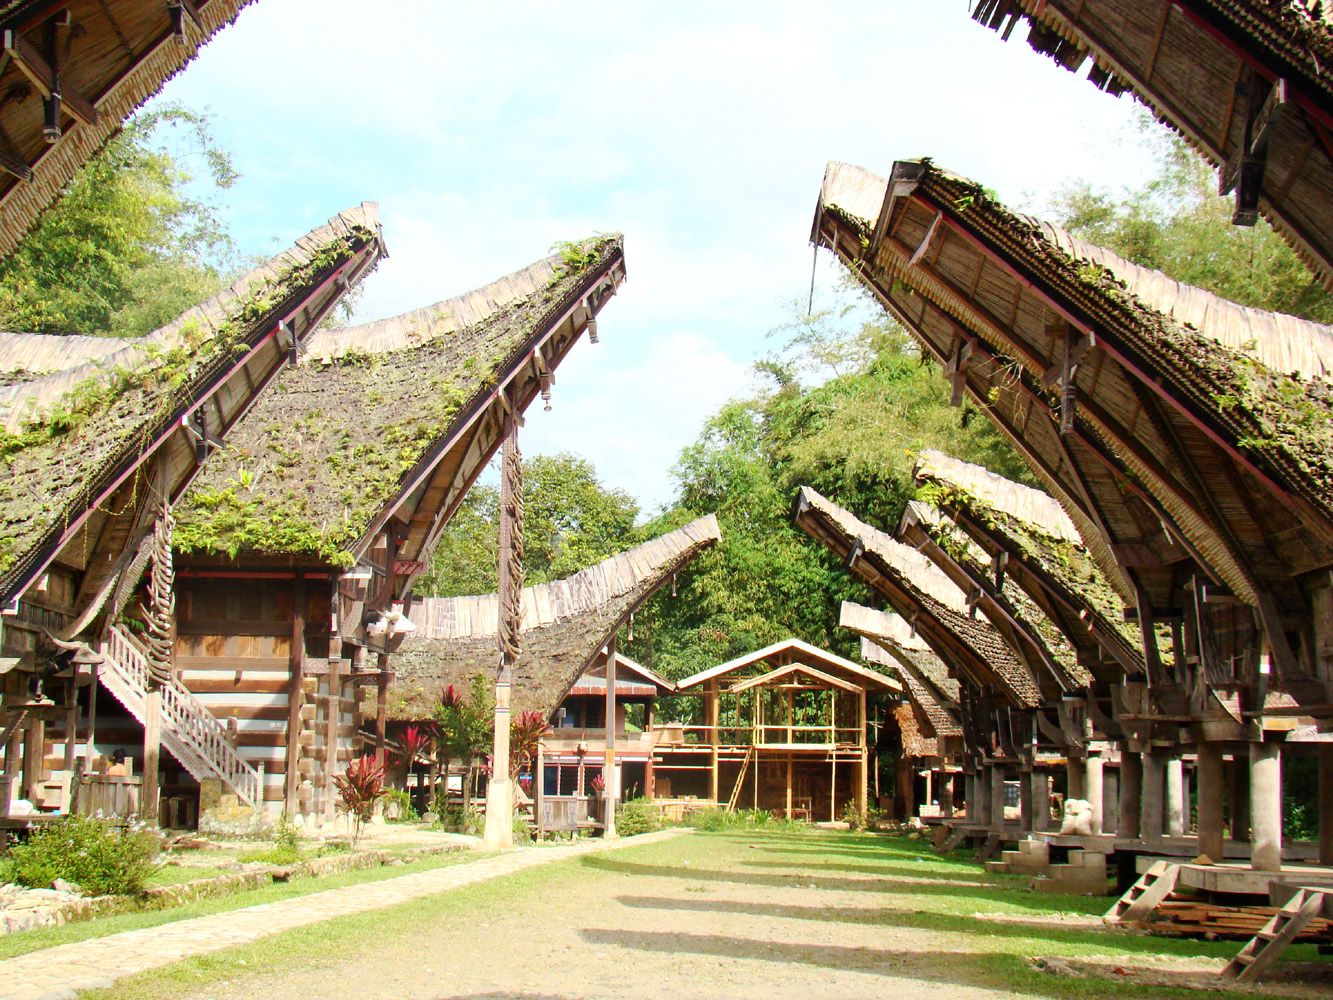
[152, 1, 1159, 516]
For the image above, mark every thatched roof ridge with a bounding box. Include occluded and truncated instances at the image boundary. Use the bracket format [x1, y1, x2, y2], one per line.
[385, 514, 720, 721]
[841, 602, 959, 700]
[970, 1, 1333, 284]
[0, 1, 257, 260]
[304, 256, 559, 362]
[915, 451, 1080, 543]
[796, 487, 1041, 707]
[913, 457, 1141, 670]
[1, 204, 383, 428]
[675, 635, 902, 692]
[0, 332, 127, 386]
[858, 636, 963, 740]
[0, 203, 384, 600]
[174, 236, 625, 567]
[903, 499, 1090, 690]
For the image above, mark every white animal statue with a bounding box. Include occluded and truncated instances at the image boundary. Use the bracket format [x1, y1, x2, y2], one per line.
[1059, 797, 1094, 836]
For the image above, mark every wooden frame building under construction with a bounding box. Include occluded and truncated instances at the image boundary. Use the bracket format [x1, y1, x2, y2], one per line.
[660, 638, 900, 821]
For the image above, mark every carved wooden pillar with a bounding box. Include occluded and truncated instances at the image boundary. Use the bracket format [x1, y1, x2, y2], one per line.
[484, 404, 522, 850]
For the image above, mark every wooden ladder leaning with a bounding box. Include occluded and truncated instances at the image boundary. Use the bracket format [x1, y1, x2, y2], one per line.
[725, 745, 756, 813]
[1221, 887, 1330, 983]
[1104, 860, 1181, 923]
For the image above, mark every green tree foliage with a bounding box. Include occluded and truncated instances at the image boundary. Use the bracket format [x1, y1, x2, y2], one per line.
[0, 105, 239, 337]
[1049, 127, 1333, 322]
[416, 452, 639, 597]
[625, 293, 1029, 693]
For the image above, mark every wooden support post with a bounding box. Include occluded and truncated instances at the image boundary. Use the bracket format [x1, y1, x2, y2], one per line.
[284, 576, 306, 816]
[1142, 750, 1165, 840]
[1197, 742, 1225, 861]
[708, 680, 719, 804]
[85, 666, 99, 765]
[1250, 740, 1282, 872]
[1086, 752, 1104, 835]
[990, 764, 1006, 833]
[374, 653, 389, 768]
[534, 740, 545, 839]
[785, 752, 793, 818]
[62, 680, 77, 771]
[324, 648, 348, 823]
[603, 637, 618, 838]
[857, 688, 867, 820]
[1319, 745, 1333, 866]
[829, 750, 836, 822]
[141, 692, 161, 827]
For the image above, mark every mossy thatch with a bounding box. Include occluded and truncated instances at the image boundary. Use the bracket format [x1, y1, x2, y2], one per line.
[385, 515, 720, 721]
[0, 205, 382, 592]
[174, 236, 623, 566]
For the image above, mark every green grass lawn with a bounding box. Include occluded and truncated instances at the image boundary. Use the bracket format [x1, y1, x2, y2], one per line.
[0, 850, 483, 962]
[32, 827, 1331, 1000]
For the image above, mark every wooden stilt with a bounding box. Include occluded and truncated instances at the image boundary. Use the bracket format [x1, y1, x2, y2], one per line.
[85, 666, 99, 765]
[141, 691, 161, 827]
[285, 575, 306, 816]
[324, 648, 349, 822]
[62, 681, 77, 771]
[604, 638, 618, 837]
[708, 680, 719, 803]
[374, 653, 389, 768]
[786, 752, 793, 818]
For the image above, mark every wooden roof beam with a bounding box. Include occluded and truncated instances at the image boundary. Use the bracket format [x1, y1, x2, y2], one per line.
[3, 21, 97, 136]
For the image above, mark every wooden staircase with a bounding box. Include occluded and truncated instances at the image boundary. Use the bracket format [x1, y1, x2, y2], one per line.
[1105, 860, 1181, 923]
[98, 624, 262, 807]
[1221, 887, 1331, 983]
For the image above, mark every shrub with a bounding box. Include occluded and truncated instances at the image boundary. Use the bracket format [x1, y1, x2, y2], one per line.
[684, 808, 804, 833]
[512, 814, 533, 845]
[616, 798, 662, 837]
[381, 788, 417, 823]
[239, 812, 304, 865]
[334, 754, 387, 845]
[5, 815, 159, 895]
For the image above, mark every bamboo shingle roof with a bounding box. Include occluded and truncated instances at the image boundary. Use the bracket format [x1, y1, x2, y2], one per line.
[899, 499, 1090, 695]
[0, 202, 384, 608]
[841, 601, 961, 704]
[971, 0, 1333, 285]
[385, 514, 720, 721]
[174, 236, 627, 571]
[794, 486, 1042, 708]
[913, 451, 1144, 679]
[858, 636, 963, 742]
[0, 332, 126, 385]
[0, 1, 256, 260]
[813, 158, 1331, 697]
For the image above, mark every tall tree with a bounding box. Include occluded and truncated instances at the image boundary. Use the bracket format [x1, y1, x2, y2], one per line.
[0, 105, 239, 337]
[415, 452, 639, 598]
[626, 295, 1029, 688]
[1050, 128, 1333, 322]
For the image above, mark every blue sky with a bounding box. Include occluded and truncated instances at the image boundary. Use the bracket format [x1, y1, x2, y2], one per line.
[152, 1, 1158, 515]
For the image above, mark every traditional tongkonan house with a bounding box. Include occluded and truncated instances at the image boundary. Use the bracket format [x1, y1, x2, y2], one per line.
[662, 637, 901, 822]
[840, 602, 965, 822]
[811, 158, 1333, 885]
[970, 1, 1333, 285]
[794, 487, 1046, 846]
[0, 0, 258, 259]
[381, 515, 721, 832]
[163, 237, 628, 824]
[0, 203, 385, 827]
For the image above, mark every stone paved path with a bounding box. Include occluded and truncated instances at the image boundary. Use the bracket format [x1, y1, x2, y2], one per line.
[0, 830, 687, 1000]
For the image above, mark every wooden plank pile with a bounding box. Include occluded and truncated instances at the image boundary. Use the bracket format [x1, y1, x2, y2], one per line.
[1141, 897, 1333, 941]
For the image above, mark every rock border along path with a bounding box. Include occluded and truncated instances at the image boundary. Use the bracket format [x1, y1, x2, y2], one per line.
[0, 829, 688, 1000]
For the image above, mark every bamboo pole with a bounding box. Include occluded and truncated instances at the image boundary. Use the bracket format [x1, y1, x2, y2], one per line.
[708, 680, 719, 804]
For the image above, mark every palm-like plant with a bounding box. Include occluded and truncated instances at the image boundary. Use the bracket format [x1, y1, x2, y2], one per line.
[509, 709, 552, 780]
[334, 754, 387, 846]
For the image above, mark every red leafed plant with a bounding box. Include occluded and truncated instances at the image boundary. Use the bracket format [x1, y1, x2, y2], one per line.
[334, 754, 387, 845]
[400, 725, 431, 764]
[439, 683, 462, 711]
[509, 710, 553, 780]
[590, 773, 606, 794]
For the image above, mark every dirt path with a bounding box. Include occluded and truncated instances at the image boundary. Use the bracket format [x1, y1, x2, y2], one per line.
[68, 828, 1333, 1000]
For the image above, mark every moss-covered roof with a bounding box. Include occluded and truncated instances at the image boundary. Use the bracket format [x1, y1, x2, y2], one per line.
[904, 500, 1090, 690]
[912, 159, 1333, 525]
[859, 636, 962, 740]
[174, 236, 624, 566]
[796, 487, 1042, 708]
[384, 515, 720, 721]
[0, 204, 382, 595]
